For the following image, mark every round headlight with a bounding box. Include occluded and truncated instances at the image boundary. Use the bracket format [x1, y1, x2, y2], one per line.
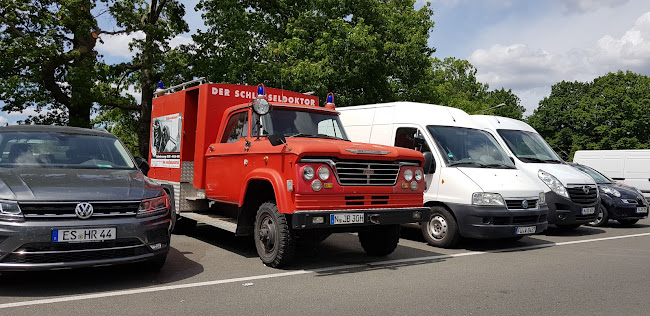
[312, 180, 323, 191]
[404, 169, 413, 181]
[318, 166, 330, 180]
[414, 169, 423, 181]
[252, 98, 270, 115]
[303, 166, 315, 180]
[410, 181, 418, 191]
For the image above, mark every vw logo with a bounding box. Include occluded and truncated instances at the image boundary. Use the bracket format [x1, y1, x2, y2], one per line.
[75, 202, 94, 219]
[583, 185, 590, 194]
[521, 200, 529, 209]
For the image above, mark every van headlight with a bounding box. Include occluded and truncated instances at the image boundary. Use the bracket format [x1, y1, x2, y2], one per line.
[0, 200, 23, 221]
[137, 195, 170, 218]
[538, 170, 569, 199]
[600, 187, 621, 197]
[472, 193, 505, 206]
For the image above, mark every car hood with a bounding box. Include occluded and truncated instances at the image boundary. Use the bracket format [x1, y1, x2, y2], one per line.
[458, 168, 544, 198]
[0, 168, 158, 202]
[602, 183, 645, 200]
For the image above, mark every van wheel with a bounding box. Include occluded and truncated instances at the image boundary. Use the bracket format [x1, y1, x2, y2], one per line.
[172, 216, 197, 235]
[358, 225, 400, 256]
[254, 202, 296, 268]
[617, 219, 639, 226]
[421, 206, 460, 248]
[587, 205, 608, 227]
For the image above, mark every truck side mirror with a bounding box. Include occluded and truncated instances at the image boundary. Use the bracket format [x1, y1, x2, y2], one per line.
[135, 157, 150, 176]
[268, 134, 287, 146]
[423, 151, 435, 174]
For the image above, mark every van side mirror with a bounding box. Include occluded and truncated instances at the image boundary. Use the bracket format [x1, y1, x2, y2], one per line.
[268, 134, 287, 146]
[135, 157, 150, 176]
[423, 151, 435, 174]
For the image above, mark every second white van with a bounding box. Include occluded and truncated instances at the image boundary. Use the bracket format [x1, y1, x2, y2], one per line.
[339, 102, 548, 248]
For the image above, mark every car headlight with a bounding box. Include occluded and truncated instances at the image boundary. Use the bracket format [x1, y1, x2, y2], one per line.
[538, 192, 546, 205]
[404, 169, 413, 181]
[0, 200, 23, 221]
[538, 170, 569, 199]
[318, 167, 330, 181]
[601, 186, 621, 197]
[414, 169, 423, 181]
[137, 195, 170, 218]
[472, 192, 505, 206]
[303, 166, 315, 180]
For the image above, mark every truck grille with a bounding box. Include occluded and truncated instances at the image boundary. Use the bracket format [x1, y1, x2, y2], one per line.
[505, 199, 538, 210]
[19, 201, 140, 219]
[567, 185, 598, 205]
[334, 160, 401, 186]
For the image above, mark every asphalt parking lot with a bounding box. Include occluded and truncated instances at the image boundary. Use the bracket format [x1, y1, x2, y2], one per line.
[1, 219, 650, 315]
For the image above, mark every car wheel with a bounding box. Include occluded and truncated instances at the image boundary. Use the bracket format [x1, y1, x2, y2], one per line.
[358, 225, 400, 256]
[587, 204, 609, 227]
[254, 201, 295, 268]
[421, 206, 460, 248]
[556, 223, 581, 230]
[617, 219, 639, 226]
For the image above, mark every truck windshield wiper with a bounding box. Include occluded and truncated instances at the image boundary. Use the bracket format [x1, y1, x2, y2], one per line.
[288, 133, 349, 141]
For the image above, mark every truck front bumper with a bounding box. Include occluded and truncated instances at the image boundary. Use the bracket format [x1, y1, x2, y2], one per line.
[291, 207, 430, 229]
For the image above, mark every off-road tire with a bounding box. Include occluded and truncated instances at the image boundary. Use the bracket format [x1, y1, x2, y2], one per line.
[358, 224, 400, 256]
[254, 202, 296, 268]
[587, 204, 609, 227]
[421, 206, 461, 248]
[617, 219, 639, 226]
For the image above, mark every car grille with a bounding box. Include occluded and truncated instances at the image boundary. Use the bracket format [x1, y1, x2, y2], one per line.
[567, 185, 598, 205]
[505, 199, 538, 210]
[1, 238, 149, 264]
[19, 201, 140, 219]
[334, 160, 401, 186]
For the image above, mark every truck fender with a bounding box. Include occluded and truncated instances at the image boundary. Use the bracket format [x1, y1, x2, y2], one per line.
[239, 168, 292, 214]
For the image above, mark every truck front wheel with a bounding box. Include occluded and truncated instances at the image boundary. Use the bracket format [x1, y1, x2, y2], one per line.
[254, 202, 296, 268]
[421, 206, 461, 248]
[358, 224, 400, 256]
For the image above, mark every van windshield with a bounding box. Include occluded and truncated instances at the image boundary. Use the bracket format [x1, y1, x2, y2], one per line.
[573, 164, 612, 184]
[427, 126, 515, 169]
[497, 129, 563, 163]
[0, 131, 135, 169]
[252, 109, 349, 140]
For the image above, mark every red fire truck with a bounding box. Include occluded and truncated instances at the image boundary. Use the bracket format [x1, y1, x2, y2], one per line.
[145, 78, 430, 267]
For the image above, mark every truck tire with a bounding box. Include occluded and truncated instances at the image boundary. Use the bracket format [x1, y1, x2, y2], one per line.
[358, 224, 400, 256]
[254, 201, 296, 268]
[172, 216, 197, 235]
[421, 206, 460, 248]
[617, 219, 639, 226]
[587, 205, 609, 227]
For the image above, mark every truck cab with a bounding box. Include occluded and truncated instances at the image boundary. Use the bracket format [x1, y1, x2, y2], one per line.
[338, 102, 549, 248]
[147, 81, 429, 267]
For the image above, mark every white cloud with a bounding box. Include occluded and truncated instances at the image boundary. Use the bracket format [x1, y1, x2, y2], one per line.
[97, 31, 146, 58]
[169, 35, 193, 48]
[562, 0, 629, 14]
[0, 115, 8, 126]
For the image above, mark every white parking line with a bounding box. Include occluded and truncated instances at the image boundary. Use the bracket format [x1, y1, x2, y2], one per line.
[1, 232, 650, 310]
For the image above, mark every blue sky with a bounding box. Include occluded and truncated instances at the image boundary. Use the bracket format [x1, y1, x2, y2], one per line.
[2, 0, 649, 124]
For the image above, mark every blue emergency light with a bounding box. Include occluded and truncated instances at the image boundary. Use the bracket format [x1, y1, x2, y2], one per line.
[257, 84, 265, 97]
[326, 92, 334, 105]
[157, 81, 164, 89]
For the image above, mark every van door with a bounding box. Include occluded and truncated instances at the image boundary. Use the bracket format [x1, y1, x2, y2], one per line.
[394, 126, 440, 198]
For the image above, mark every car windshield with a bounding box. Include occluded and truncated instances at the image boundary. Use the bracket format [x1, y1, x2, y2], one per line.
[252, 109, 349, 140]
[573, 165, 612, 184]
[0, 131, 135, 169]
[427, 126, 515, 168]
[497, 129, 563, 163]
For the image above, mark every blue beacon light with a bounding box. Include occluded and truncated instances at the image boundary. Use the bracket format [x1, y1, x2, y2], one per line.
[325, 92, 335, 109]
[257, 84, 266, 98]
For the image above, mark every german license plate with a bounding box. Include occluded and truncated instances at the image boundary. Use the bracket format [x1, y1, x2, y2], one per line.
[52, 228, 116, 242]
[636, 207, 648, 214]
[582, 207, 595, 215]
[330, 213, 364, 225]
[516, 226, 536, 235]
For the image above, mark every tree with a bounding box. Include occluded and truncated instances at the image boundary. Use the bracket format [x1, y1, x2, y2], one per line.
[527, 71, 650, 160]
[192, 0, 435, 106]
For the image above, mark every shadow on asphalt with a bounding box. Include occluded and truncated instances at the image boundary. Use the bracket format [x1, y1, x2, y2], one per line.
[0, 247, 203, 298]
[542, 225, 606, 237]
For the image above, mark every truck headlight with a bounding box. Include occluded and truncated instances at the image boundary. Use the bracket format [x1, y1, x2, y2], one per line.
[0, 200, 23, 221]
[312, 179, 323, 191]
[414, 169, 423, 181]
[601, 187, 621, 197]
[137, 195, 170, 218]
[472, 192, 505, 206]
[404, 169, 413, 181]
[538, 170, 569, 199]
[318, 167, 330, 181]
[303, 166, 315, 180]
[538, 192, 546, 205]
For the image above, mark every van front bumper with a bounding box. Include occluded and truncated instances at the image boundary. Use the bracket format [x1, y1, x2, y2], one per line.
[546, 191, 599, 225]
[449, 203, 549, 239]
[291, 207, 430, 230]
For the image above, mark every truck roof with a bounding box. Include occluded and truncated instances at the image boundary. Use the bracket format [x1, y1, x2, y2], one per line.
[471, 115, 538, 133]
[337, 101, 475, 129]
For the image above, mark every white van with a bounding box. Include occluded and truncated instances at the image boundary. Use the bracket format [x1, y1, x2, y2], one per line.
[472, 115, 599, 229]
[338, 102, 548, 248]
[573, 149, 650, 200]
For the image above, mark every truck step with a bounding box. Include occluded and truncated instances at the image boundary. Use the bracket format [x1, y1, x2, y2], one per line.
[180, 212, 237, 233]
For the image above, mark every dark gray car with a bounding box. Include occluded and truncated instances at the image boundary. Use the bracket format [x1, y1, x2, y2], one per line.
[0, 125, 171, 271]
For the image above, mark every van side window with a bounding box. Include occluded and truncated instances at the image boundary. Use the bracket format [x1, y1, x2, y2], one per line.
[221, 111, 249, 143]
[395, 127, 430, 153]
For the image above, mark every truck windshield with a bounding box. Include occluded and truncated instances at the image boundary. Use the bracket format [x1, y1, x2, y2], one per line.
[427, 126, 515, 169]
[0, 131, 136, 169]
[253, 109, 349, 140]
[497, 129, 563, 163]
[573, 164, 612, 184]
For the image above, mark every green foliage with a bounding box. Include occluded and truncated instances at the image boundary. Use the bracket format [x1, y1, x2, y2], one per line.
[527, 71, 650, 160]
[92, 107, 139, 155]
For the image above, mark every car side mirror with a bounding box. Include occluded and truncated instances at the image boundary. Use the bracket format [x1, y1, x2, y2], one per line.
[423, 151, 435, 174]
[135, 157, 150, 176]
